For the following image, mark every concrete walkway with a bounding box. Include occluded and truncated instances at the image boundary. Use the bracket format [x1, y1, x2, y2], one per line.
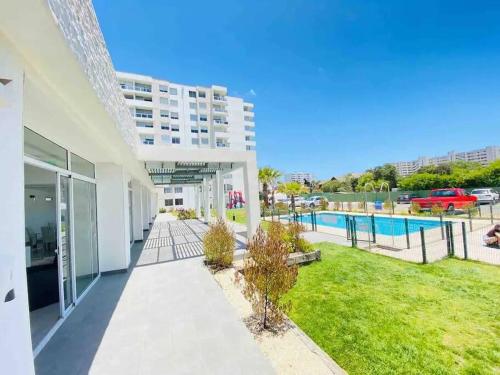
[35, 214, 274, 375]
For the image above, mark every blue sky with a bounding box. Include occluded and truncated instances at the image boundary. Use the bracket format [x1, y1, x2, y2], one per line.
[94, 0, 500, 180]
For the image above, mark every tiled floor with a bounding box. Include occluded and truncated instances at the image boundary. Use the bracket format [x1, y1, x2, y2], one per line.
[35, 214, 273, 375]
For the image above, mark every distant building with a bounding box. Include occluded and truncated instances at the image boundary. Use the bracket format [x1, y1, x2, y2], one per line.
[285, 172, 314, 184]
[391, 146, 500, 176]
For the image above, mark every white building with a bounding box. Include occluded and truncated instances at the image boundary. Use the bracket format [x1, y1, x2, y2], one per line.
[116, 72, 256, 212]
[285, 172, 315, 184]
[392, 146, 500, 176]
[0, 1, 259, 373]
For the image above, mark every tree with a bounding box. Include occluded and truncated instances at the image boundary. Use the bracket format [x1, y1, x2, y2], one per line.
[258, 167, 282, 208]
[277, 181, 304, 211]
[372, 164, 399, 189]
[242, 226, 298, 329]
[321, 179, 342, 193]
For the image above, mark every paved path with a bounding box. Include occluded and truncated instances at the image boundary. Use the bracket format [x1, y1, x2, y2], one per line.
[35, 214, 274, 375]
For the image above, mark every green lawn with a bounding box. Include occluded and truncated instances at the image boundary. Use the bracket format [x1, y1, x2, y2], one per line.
[284, 243, 500, 375]
[226, 208, 270, 231]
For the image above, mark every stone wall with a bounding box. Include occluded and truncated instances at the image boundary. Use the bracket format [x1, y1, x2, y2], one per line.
[46, 0, 138, 152]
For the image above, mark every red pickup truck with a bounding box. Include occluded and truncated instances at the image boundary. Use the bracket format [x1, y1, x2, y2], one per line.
[411, 188, 477, 213]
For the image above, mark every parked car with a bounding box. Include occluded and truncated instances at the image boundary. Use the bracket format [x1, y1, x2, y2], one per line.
[304, 196, 324, 208]
[396, 193, 418, 204]
[411, 188, 477, 213]
[470, 188, 499, 204]
[288, 196, 306, 208]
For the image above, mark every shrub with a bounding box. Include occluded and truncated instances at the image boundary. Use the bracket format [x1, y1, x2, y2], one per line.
[410, 201, 421, 214]
[275, 201, 288, 213]
[297, 237, 314, 253]
[357, 201, 366, 211]
[242, 227, 298, 329]
[463, 202, 479, 217]
[347, 202, 353, 212]
[176, 208, 197, 220]
[431, 204, 444, 216]
[383, 199, 393, 211]
[203, 218, 235, 268]
[159, 207, 166, 214]
[333, 201, 341, 211]
[319, 198, 329, 211]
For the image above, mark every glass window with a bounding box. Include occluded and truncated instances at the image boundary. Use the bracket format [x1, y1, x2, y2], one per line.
[24, 127, 68, 169]
[142, 137, 154, 145]
[198, 91, 206, 98]
[161, 123, 170, 130]
[200, 115, 207, 122]
[160, 97, 169, 105]
[171, 112, 179, 120]
[135, 109, 153, 118]
[171, 125, 180, 132]
[160, 110, 169, 118]
[174, 187, 183, 193]
[170, 87, 178, 95]
[137, 121, 153, 128]
[161, 135, 170, 144]
[189, 103, 197, 110]
[165, 199, 173, 206]
[200, 127, 208, 133]
[159, 85, 168, 93]
[172, 137, 181, 144]
[71, 153, 95, 178]
[201, 138, 209, 145]
[190, 114, 197, 122]
[164, 187, 172, 193]
[199, 102, 207, 109]
[73, 179, 98, 297]
[192, 138, 199, 145]
[189, 91, 197, 98]
[175, 198, 183, 206]
[191, 127, 199, 133]
[170, 99, 178, 107]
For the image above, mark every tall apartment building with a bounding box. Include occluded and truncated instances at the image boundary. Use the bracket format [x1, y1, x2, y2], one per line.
[285, 172, 315, 184]
[392, 146, 500, 176]
[116, 72, 256, 210]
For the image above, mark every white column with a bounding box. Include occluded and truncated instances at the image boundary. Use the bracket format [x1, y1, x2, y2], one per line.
[131, 179, 143, 241]
[195, 185, 202, 218]
[95, 163, 131, 272]
[146, 189, 152, 224]
[216, 170, 226, 219]
[243, 159, 260, 239]
[0, 45, 35, 375]
[141, 186, 149, 230]
[203, 177, 210, 223]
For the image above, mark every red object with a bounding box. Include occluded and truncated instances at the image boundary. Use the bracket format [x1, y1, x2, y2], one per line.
[411, 188, 477, 212]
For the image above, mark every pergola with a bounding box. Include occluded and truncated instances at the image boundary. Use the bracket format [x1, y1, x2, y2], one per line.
[140, 147, 260, 239]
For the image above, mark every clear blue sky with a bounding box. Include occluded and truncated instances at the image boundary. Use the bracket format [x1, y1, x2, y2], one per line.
[94, 0, 500, 180]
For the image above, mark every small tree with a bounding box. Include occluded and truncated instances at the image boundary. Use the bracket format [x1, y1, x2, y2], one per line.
[203, 218, 235, 268]
[277, 181, 304, 211]
[258, 167, 282, 208]
[319, 198, 329, 211]
[242, 226, 298, 329]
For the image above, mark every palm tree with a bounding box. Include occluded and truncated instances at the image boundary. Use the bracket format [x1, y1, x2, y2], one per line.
[277, 181, 304, 211]
[258, 167, 281, 208]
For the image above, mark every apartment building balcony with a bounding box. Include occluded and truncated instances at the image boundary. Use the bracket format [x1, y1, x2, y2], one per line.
[127, 98, 153, 109]
[213, 95, 226, 102]
[212, 107, 227, 114]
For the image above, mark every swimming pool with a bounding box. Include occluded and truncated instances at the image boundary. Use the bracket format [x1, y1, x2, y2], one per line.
[296, 213, 443, 236]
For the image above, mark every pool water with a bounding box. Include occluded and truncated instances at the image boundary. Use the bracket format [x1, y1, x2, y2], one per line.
[297, 213, 443, 236]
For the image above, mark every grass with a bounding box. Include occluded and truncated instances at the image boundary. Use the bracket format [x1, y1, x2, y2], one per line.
[284, 243, 500, 375]
[226, 208, 270, 231]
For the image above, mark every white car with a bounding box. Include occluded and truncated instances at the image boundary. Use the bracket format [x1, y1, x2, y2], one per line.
[288, 196, 306, 208]
[471, 188, 499, 204]
[304, 196, 324, 208]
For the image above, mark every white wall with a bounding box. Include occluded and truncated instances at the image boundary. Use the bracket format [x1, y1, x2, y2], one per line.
[0, 36, 35, 375]
[95, 163, 130, 272]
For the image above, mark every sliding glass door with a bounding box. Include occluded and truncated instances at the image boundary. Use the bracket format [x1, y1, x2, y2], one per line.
[73, 179, 99, 298]
[58, 175, 73, 312]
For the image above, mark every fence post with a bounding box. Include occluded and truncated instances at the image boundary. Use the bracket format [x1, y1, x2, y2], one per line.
[490, 202, 494, 225]
[405, 218, 410, 249]
[371, 214, 376, 243]
[353, 217, 358, 246]
[439, 214, 444, 240]
[449, 222, 455, 256]
[391, 200, 395, 215]
[350, 218, 356, 247]
[445, 221, 451, 256]
[468, 208, 473, 232]
[345, 215, 351, 240]
[478, 202, 482, 218]
[462, 221, 468, 260]
[420, 227, 427, 264]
